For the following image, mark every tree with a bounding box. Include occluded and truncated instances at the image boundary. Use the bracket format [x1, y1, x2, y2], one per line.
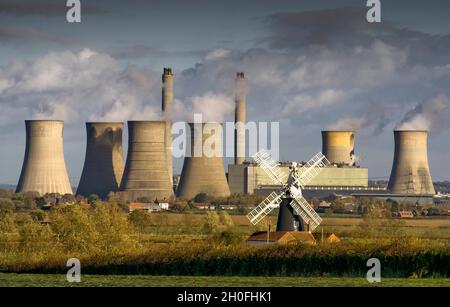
[202, 211, 220, 234]
[171, 199, 189, 212]
[87, 194, 100, 206]
[61, 193, 76, 204]
[0, 210, 16, 232]
[194, 193, 208, 203]
[129, 209, 153, 232]
[390, 201, 399, 213]
[35, 197, 47, 208]
[0, 198, 15, 211]
[218, 211, 233, 227]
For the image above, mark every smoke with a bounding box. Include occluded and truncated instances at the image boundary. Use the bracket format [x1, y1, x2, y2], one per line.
[0, 48, 162, 123]
[327, 104, 390, 135]
[184, 92, 234, 122]
[396, 93, 450, 131]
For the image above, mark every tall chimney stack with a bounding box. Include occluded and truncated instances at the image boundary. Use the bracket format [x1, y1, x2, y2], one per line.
[16, 120, 72, 195]
[387, 130, 435, 195]
[162, 68, 173, 185]
[234, 72, 246, 165]
[77, 122, 124, 199]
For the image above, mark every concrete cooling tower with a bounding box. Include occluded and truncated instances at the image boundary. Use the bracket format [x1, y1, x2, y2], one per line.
[321, 130, 355, 165]
[234, 72, 246, 165]
[387, 130, 435, 195]
[177, 123, 231, 199]
[16, 120, 72, 195]
[77, 122, 124, 199]
[120, 121, 174, 201]
[162, 68, 173, 185]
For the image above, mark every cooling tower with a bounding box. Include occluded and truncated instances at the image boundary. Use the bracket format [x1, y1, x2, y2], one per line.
[16, 120, 72, 195]
[176, 123, 231, 199]
[234, 72, 246, 165]
[162, 68, 173, 185]
[387, 130, 435, 195]
[321, 130, 355, 165]
[120, 121, 174, 201]
[77, 122, 124, 199]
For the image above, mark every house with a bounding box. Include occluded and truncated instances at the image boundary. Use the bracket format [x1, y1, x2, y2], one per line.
[316, 201, 332, 213]
[313, 232, 341, 243]
[220, 205, 238, 210]
[128, 201, 169, 213]
[246, 231, 317, 245]
[195, 203, 216, 210]
[398, 210, 414, 218]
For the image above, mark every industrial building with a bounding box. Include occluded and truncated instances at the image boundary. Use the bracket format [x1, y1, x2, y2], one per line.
[11, 72, 439, 205]
[228, 131, 369, 196]
[16, 120, 73, 195]
[77, 122, 124, 199]
[120, 121, 174, 201]
[177, 123, 231, 199]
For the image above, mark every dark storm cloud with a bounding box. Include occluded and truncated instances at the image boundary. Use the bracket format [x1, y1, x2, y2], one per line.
[262, 8, 450, 64]
[0, 27, 67, 43]
[0, 1, 106, 16]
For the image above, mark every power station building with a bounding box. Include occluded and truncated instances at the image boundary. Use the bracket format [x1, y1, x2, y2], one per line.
[16, 120, 73, 196]
[77, 122, 124, 199]
[228, 130, 369, 196]
[120, 121, 174, 201]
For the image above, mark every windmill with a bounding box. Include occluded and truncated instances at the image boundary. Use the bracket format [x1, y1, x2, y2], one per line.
[247, 149, 330, 232]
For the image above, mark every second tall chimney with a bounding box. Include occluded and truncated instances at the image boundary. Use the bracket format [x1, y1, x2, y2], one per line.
[162, 68, 173, 185]
[234, 72, 246, 165]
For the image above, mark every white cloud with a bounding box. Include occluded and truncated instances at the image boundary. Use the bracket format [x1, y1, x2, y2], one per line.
[205, 48, 230, 61]
[0, 48, 160, 123]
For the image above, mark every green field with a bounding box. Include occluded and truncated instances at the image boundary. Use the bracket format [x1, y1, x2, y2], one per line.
[1, 208, 449, 283]
[0, 273, 448, 287]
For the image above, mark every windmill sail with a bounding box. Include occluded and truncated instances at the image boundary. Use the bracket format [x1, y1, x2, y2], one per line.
[252, 149, 288, 186]
[294, 152, 330, 188]
[290, 196, 322, 231]
[247, 191, 283, 225]
[247, 149, 327, 232]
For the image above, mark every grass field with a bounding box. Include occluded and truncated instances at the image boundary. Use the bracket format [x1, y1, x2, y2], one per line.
[1, 210, 448, 283]
[129, 212, 450, 240]
[0, 273, 449, 287]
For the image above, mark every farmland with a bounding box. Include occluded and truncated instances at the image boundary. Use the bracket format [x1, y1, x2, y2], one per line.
[0, 205, 449, 286]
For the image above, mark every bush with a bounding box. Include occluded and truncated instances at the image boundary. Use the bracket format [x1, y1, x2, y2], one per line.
[212, 228, 243, 245]
[202, 211, 220, 234]
[0, 198, 15, 211]
[129, 209, 153, 232]
[218, 211, 233, 227]
[194, 193, 208, 203]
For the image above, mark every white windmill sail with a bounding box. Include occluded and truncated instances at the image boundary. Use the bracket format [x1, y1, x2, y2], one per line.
[294, 152, 330, 188]
[247, 150, 327, 232]
[246, 191, 283, 225]
[290, 196, 322, 231]
[252, 149, 288, 186]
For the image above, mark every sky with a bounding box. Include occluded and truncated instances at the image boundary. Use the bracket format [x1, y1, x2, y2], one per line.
[1, 0, 450, 185]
